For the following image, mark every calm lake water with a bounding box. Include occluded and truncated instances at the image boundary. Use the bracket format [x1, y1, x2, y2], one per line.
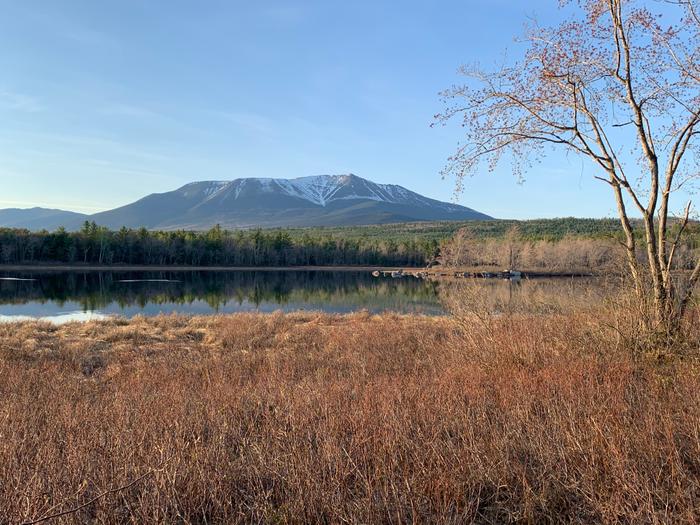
[0, 269, 612, 323]
[0, 270, 445, 323]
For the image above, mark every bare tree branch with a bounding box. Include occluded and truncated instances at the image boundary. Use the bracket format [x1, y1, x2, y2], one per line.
[437, 0, 700, 333]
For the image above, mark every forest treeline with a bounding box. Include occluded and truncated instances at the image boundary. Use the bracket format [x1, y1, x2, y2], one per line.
[0, 223, 438, 267]
[3, 218, 697, 269]
[272, 217, 631, 242]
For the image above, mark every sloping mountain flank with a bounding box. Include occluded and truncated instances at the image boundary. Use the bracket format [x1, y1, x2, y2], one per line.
[88, 174, 491, 229]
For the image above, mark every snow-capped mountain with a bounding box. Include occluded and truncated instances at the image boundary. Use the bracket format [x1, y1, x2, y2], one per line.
[3, 174, 492, 231]
[179, 174, 471, 211]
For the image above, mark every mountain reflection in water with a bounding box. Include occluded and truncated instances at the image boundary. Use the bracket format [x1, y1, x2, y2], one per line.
[0, 270, 614, 323]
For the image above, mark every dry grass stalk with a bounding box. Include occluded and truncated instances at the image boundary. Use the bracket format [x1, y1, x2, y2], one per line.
[0, 312, 699, 523]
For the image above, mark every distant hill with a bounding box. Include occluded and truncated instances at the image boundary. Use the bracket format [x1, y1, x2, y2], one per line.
[278, 218, 630, 242]
[0, 207, 87, 231]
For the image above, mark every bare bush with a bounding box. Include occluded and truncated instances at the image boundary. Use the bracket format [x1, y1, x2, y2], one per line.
[440, 228, 625, 273]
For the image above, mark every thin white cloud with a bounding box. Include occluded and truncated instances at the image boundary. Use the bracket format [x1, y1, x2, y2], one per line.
[3, 129, 173, 163]
[260, 5, 307, 24]
[61, 27, 120, 49]
[212, 110, 278, 137]
[98, 104, 160, 118]
[0, 92, 43, 112]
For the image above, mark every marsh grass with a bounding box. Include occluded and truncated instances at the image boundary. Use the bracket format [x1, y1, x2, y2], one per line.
[1, 312, 699, 523]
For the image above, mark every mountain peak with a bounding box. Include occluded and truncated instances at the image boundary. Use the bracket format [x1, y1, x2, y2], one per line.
[177, 174, 450, 210]
[2, 174, 492, 231]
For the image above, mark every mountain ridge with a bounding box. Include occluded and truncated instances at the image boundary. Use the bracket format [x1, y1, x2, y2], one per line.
[0, 207, 88, 231]
[1, 174, 492, 231]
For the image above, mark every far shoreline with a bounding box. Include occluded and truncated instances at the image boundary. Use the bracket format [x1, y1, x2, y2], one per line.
[0, 264, 604, 279]
[0, 264, 411, 272]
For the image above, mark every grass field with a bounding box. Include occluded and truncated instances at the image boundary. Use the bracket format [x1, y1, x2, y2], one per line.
[2, 311, 699, 523]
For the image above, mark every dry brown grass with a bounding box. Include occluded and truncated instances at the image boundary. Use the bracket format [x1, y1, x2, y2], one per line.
[1, 312, 700, 523]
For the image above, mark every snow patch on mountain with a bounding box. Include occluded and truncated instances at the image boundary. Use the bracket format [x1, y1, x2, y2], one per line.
[181, 174, 465, 211]
[284, 175, 349, 206]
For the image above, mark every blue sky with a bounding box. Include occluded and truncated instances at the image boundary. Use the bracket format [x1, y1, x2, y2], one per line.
[0, 0, 653, 219]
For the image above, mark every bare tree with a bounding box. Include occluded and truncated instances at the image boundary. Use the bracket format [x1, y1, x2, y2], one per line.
[436, 0, 700, 337]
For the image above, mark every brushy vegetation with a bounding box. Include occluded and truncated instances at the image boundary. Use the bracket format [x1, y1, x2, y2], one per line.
[439, 222, 700, 273]
[1, 311, 699, 523]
